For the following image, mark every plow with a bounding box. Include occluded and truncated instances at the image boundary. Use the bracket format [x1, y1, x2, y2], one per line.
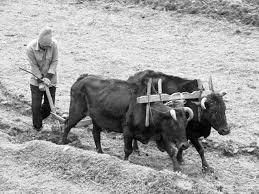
[19, 67, 93, 130]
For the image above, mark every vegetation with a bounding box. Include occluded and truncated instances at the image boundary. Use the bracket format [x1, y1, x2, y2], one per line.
[83, 0, 259, 26]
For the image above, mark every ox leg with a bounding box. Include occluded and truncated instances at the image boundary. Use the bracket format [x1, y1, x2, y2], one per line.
[190, 138, 214, 173]
[62, 102, 86, 144]
[162, 136, 181, 171]
[92, 122, 103, 153]
[176, 148, 184, 164]
[123, 127, 133, 160]
[132, 139, 140, 156]
[156, 138, 165, 152]
[62, 116, 85, 144]
[63, 117, 86, 144]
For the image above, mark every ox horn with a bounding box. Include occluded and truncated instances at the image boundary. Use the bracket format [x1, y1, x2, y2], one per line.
[209, 76, 214, 92]
[201, 97, 207, 109]
[183, 107, 194, 122]
[169, 109, 177, 121]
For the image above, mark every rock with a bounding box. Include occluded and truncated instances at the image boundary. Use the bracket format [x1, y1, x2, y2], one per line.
[223, 145, 239, 156]
[216, 185, 223, 192]
[250, 142, 257, 147]
[103, 147, 110, 151]
[242, 147, 255, 153]
[22, 107, 31, 116]
[104, 5, 111, 10]
[0, 122, 10, 129]
[213, 143, 219, 148]
[247, 84, 256, 89]
[0, 101, 12, 106]
[63, 146, 70, 152]
[244, 31, 252, 36]
[234, 29, 241, 34]
[116, 134, 123, 140]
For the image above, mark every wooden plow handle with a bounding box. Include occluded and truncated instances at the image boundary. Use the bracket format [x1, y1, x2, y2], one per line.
[45, 87, 55, 113]
[45, 86, 65, 131]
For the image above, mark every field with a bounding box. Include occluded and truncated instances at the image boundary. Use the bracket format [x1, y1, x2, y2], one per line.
[0, 0, 258, 193]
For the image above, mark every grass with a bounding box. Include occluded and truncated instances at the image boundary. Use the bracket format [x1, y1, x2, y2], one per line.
[80, 0, 259, 27]
[6, 136, 201, 193]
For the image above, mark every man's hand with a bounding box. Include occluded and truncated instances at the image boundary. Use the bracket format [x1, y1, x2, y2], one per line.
[39, 83, 46, 91]
[42, 78, 51, 87]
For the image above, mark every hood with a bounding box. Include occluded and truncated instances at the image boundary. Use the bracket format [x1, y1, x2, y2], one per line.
[38, 26, 52, 46]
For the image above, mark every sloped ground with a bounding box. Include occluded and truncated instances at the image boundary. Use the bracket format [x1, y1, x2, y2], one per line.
[125, 0, 259, 27]
[0, 0, 258, 151]
[0, 81, 258, 193]
[0, 0, 258, 193]
[0, 131, 196, 193]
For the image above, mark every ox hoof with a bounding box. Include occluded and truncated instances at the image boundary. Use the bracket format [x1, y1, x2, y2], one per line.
[202, 166, 214, 173]
[96, 149, 103, 154]
[176, 156, 184, 164]
[157, 146, 165, 152]
[124, 156, 129, 161]
[177, 158, 184, 165]
[134, 149, 141, 156]
[173, 166, 181, 172]
[62, 139, 72, 145]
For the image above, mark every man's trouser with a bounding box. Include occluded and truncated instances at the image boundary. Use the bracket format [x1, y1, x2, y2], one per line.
[30, 84, 56, 130]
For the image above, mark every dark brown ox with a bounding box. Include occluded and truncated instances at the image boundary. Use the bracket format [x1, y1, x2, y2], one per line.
[62, 74, 193, 171]
[128, 70, 230, 172]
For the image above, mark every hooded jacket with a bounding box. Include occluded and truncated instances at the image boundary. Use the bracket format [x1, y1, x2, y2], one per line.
[26, 27, 58, 86]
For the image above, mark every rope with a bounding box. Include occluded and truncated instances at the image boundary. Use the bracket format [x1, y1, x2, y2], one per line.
[150, 106, 170, 114]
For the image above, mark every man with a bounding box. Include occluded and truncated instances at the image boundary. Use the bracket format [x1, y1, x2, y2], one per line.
[26, 26, 58, 131]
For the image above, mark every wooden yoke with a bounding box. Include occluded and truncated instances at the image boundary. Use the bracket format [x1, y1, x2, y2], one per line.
[157, 78, 162, 100]
[139, 78, 211, 127]
[197, 79, 203, 122]
[137, 90, 211, 104]
[158, 79, 162, 94]
[145, 78, 162, 127]
[145, 79, 152, 127]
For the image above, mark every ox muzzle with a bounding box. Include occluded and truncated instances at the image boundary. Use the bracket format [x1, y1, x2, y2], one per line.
[218, 126, 230, 135]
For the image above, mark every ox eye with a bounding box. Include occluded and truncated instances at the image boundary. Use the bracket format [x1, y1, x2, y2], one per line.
[210, 109, 217, 114]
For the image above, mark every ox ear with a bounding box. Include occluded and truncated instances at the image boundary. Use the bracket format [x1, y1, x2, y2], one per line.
[191, 101, 200, 106]
[219, 90, 227, 96]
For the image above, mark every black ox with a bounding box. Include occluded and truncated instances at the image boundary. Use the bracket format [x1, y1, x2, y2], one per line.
[62, 74, 194, 171]
[128, 70, 230, 172]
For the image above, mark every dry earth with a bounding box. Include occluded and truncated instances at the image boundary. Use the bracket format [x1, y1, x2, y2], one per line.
[0, 0, 258, 193]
